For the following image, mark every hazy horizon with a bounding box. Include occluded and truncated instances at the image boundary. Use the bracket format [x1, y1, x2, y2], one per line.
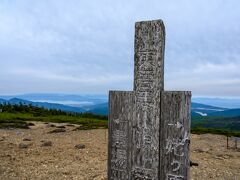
[0, 92, 240, 99]
[1, 93, 240, 109]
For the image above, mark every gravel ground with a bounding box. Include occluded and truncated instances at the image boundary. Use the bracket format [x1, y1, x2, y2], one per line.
[190, 134, 240, 180]
[0, 122, 239, 180]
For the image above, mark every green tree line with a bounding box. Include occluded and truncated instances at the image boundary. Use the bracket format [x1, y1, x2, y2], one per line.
[0, 103, 108, 120]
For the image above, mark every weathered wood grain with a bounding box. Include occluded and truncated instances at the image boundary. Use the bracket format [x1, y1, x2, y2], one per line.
[131, 20, 165, 179]
[160, 91, 191, 180]
[134, 19, 165, 91]
[108, 91, 133, 180]
[108, 19, 191, 180]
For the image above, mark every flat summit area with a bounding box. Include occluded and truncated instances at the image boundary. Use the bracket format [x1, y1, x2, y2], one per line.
[0, 122, 239, 180]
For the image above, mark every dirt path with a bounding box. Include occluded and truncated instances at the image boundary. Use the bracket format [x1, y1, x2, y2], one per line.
[0, 122, 239, 180]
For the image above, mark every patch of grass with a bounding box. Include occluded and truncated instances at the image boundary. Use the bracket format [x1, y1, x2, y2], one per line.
[0, 112, 108, 129]
[0, 118, 29, 129]
[191, 116, 240, 131]
[191, 126, 240, 137]
[0, 122, 30, 129]
[191, 115, 240, 137]
[1, 103, 239, 137]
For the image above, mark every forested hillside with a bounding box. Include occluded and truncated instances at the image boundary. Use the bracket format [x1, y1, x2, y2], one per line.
[0, 104, 107, 129]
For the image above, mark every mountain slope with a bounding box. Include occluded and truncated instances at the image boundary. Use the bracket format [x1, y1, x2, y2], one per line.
[192, 97, 240, 109]
[191, 102, 227, 116]
[84, 102, 229, 116]
[209, 109, 240, 117]
[8, 98, 32, 104]
[2, 97, 240, 117]
[192, 116, 240, 131]
[191, 102, 227, 110]
[0, 93, 108, 106]
[0, 98, 6, 103]
[83, 103, 108, 115]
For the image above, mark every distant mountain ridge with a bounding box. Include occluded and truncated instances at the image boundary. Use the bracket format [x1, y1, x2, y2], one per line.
[209, 109, 240, 117]
[193, 97, 240, 109]
[191, 102, 227, 116]
[0, 98, 6, 103]
[0, 93, 107, 101]
[0, 93, 107, 107]
[1, 96, 240, 117]
[84, 102, 108, 115]
[191, 102, 227, 110]
[0, 98, 85, 113]
[84, 102, 240, 117]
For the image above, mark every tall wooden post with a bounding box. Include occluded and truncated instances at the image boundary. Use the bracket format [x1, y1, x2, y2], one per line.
[108, 19, 191, 180]
[131, 20, 165, 179]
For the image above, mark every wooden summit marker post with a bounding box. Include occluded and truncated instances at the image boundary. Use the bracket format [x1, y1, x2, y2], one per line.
[108, 20, 191, 180]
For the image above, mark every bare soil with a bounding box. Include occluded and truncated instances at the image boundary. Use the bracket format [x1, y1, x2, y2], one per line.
[0, 122, 239, 180]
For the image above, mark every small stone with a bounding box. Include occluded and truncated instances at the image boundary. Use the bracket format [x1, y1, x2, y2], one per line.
[19, 143, 30, 149]
[41, 141, 52, 147]
[56, 125, 66, 129]
[27, 122, 35, 126]
[75, 144, 85, 149]
[214, 156, 224, 160]
[48, 129, 66, 133]
[0, 137, 5, 141]
[66, 124, 75, 127]
[190, 161, 199, 167]
[47, 124, 56, 128]
[72, 126, 89, 131]
[194, 148, 210, 153]
[16, 131, 24, 135]
[23, 138, 32, 141]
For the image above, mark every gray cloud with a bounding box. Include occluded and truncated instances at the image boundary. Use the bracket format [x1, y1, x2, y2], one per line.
[0, 0, 240, 97]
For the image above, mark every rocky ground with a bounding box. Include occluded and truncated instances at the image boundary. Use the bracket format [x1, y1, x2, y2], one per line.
[0, 122, 239, 180]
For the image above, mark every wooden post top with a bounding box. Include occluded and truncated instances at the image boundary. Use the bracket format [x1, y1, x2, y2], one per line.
[134, 19, 165, 92]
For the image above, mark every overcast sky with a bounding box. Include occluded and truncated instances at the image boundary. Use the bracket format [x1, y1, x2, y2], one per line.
[0, 0, 239, 97]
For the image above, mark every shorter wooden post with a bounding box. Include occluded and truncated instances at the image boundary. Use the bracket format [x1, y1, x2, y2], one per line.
[160, 91, 191, 180]
[108, 91, 133, 180]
